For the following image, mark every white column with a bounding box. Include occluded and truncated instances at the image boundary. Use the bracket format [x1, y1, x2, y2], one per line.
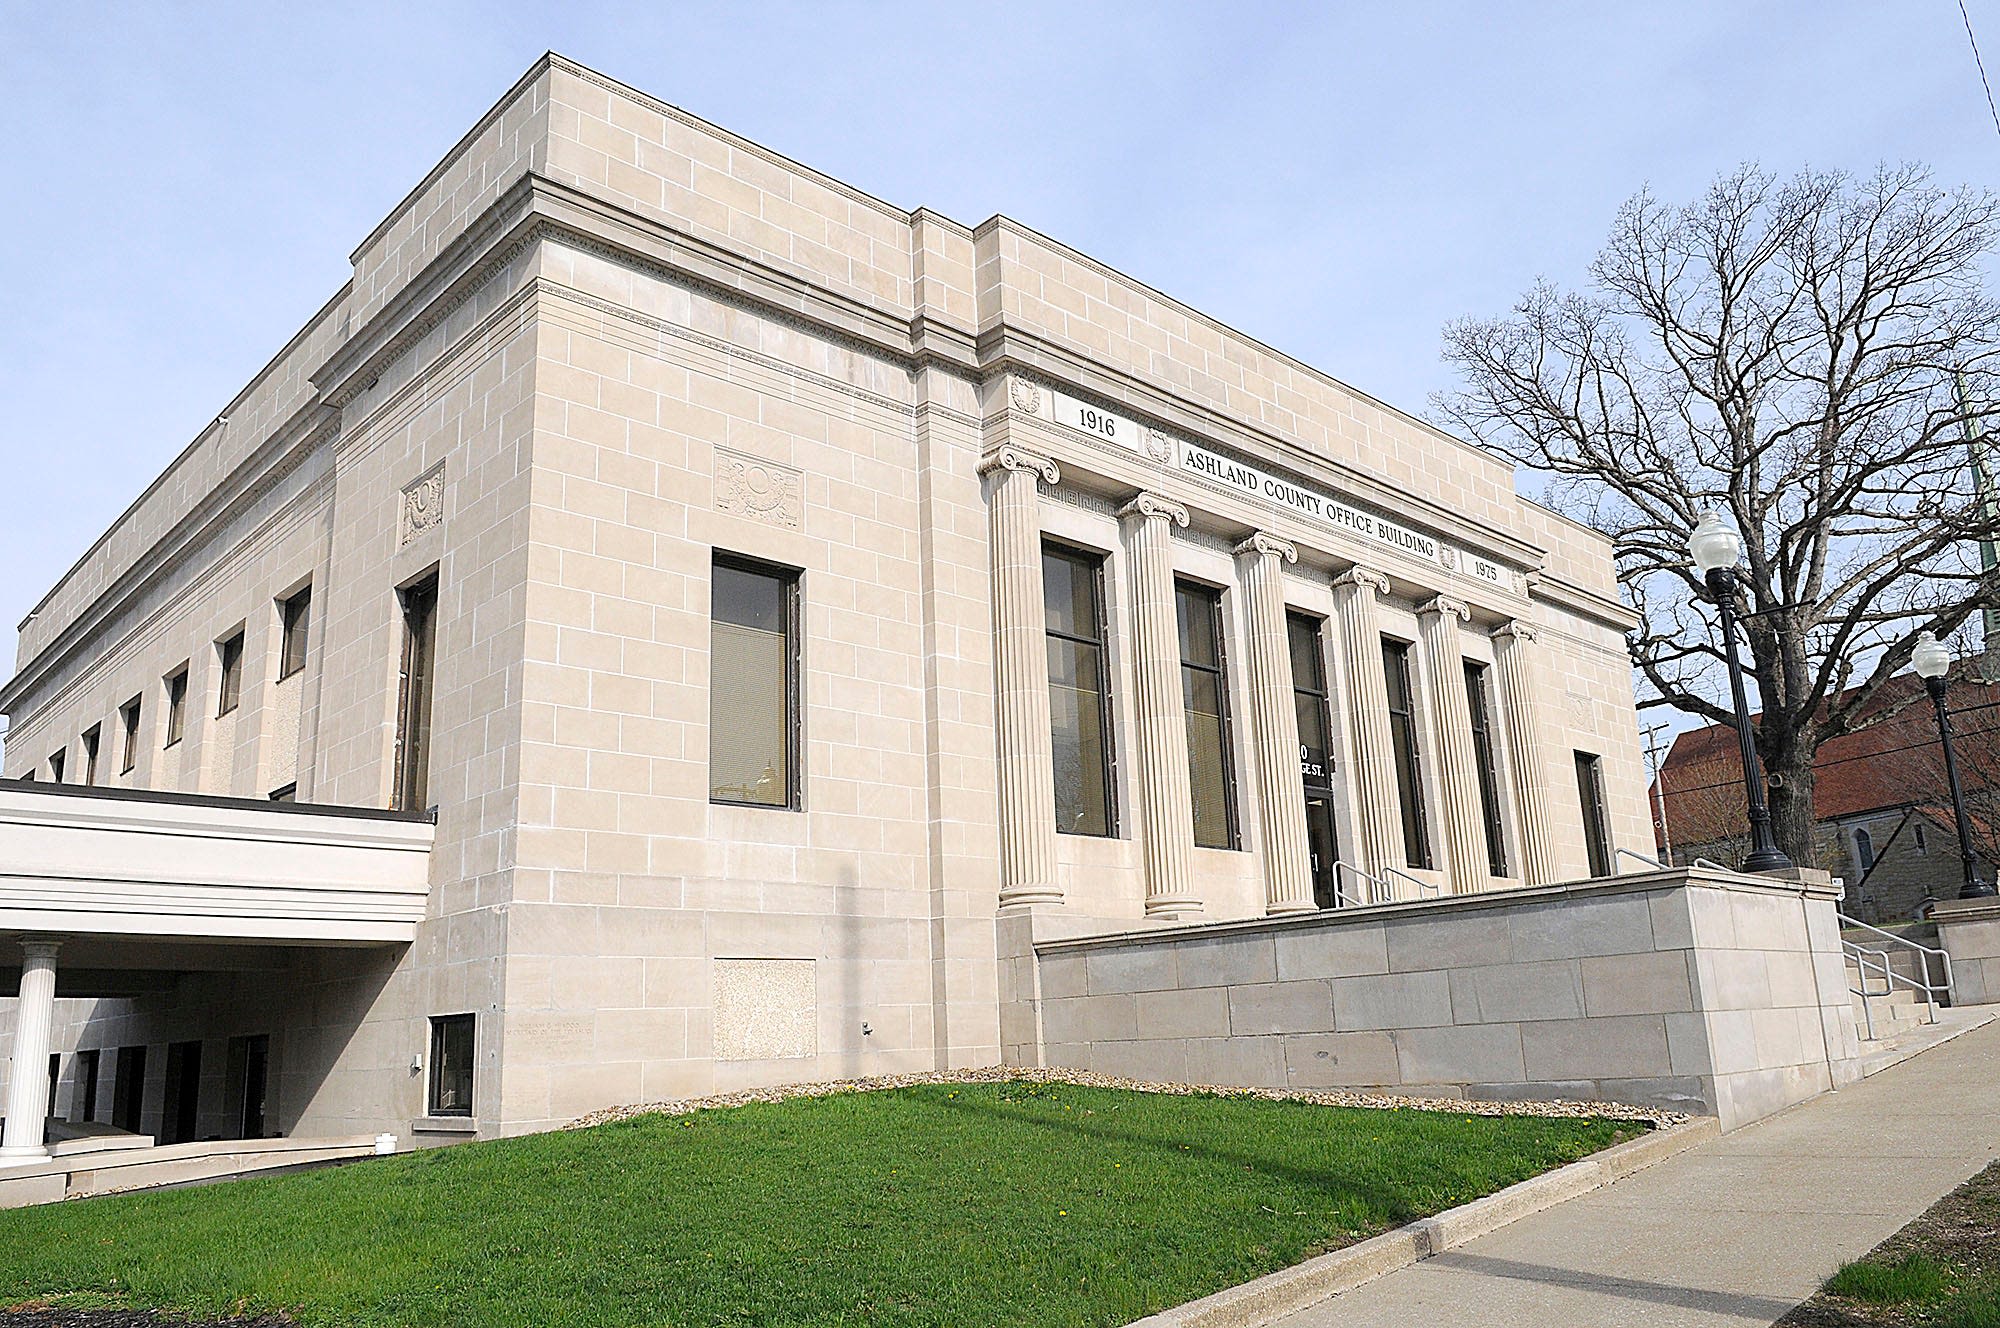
[1235, 532, 1315, 914]
[1419, 595, 1488, 894]
[0, 938, 60, 1164]
[1494, 619, 1560, 886]
[1332, 566, 1402, 882]
[981, 446, 1064, 909]
[1119, 492, 1201, 918]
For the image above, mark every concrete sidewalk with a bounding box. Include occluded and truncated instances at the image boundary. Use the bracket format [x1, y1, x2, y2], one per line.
[1277, 1014, 2000, 1328]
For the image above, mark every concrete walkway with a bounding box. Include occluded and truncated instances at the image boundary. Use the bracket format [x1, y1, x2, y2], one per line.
[1277, 1014, 2000, 1328]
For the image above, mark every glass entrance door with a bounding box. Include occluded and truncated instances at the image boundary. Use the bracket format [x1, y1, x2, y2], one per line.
[1305, 794, 1341, 909]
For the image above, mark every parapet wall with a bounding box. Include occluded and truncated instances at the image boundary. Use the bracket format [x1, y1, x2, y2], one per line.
[1005, 868, 1859, 1132]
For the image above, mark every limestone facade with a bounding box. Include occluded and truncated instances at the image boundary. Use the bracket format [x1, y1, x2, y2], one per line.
[0, 55, 1649, 1144]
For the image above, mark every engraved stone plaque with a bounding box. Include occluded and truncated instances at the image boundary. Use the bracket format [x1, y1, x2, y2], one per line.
[713, 449, 803, 530]
[399, 464, 446, 546]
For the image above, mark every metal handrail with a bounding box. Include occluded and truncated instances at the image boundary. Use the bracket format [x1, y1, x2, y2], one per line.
[1382, 865, 1441, 899]
[1848, 947, 1881, 1041]
[1840, 940, 1936, 1020]
[1837, 913, 1953, 1007]
[1331, 861, 1381, 908]
[1616, 847, 1667, 873]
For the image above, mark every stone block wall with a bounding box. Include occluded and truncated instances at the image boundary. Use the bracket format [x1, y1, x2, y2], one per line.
[1015, 868, 1858, 1131]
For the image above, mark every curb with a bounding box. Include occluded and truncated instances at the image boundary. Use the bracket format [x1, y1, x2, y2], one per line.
[1124, 1116, 1722, 1328]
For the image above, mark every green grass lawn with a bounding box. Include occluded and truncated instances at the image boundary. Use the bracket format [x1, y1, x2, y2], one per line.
[0, 1081, 1640, 1327]
[1782, 1159, 2000, 1328]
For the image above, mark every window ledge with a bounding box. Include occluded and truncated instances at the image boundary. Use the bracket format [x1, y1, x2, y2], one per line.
[410, 1116, 477, 1134]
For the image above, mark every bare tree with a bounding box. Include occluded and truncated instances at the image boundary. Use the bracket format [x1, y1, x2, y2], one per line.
[1435, 165, 2000, 866]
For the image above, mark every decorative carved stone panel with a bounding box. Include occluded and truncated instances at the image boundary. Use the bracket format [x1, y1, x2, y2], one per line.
[399, 464, 445, 547]
[713, 448, 803, 530]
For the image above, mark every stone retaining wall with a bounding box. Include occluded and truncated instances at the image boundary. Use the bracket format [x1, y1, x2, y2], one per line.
[1005, 868, 1860, 1131]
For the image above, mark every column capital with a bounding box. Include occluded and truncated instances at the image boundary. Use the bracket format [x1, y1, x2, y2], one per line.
[1117, 491, 1190, 527]
[1233, 531, 1298, 563]
[1493, 619, 1540, 646]
[18, 937, 60, 963]
[978, 445, 1060, 487]
[1332, 565, 1390, 597]
[1418, 595, 1471, 623]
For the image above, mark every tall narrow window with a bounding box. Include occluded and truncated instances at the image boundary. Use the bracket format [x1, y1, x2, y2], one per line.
[163, 666, 189, 747]
[1575, 751, 1612, 877]
[80, 725, 100, 786]
[47, 749, 65, 783]
[1854, 827, 1875, 873]
[216, 632, 244, 716]
[75, 1048, 100, 1124]
[1464, 661, 1509, 878]
[1289, 613, 1333, 790]
[1382, 639, 1433, 869]
[394, 576, 439, 812]
[119, 698, 141, 774]
[112, 1045, 146, 1132]
[429, 1013, 475, 1117]
[709, 555, 800, 808]
[278, 587, 312, 681]
[1178, 581, 1238, 850]
[1044, 544, 1115, 837]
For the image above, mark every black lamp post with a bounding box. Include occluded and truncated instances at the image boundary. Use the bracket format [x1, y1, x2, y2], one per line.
[1688, 511, 1795, 873]
[1910, 630, 1997, 899]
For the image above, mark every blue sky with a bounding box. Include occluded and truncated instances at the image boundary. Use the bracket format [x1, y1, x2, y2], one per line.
[0, 2, 1994, 743]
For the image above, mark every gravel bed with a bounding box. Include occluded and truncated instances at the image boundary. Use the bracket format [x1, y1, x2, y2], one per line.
[568, 1063, 1687, 1130]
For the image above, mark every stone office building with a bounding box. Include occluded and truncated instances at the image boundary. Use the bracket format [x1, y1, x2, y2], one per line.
[0, 54, 1655, 1160]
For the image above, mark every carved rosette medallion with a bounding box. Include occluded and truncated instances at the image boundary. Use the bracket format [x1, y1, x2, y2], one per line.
[1008, 378, 1043, 414]
[399, 465, 446, 547]
[714, 449, 804, 529]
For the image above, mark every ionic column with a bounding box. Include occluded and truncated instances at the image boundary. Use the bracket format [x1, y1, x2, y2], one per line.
[0, 938, 60, 1164]
[1235, 532, 1315, 914]
[980, 446, 1063, 909]
[1419, 596, 1488, 894]
[1119, 492, 1201, 917]
[1494, 620, 1560, 886]
[1332, 566, 1402, 880]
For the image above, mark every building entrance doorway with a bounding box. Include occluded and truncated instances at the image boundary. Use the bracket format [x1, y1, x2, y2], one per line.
[1306, 794, 1342, 909]
[161, 1040, 201, 1145]
[228, 1034, 270, 1139]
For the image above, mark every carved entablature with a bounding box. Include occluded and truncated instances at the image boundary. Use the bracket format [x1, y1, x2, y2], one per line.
[714, 448, 804, 529]
[399, 464, 446, 547]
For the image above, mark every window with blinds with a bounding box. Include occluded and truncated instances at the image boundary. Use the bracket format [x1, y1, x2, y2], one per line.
[216, 631, 245, 716]
[1043, 544, 1115, 837]
[278, 586, 312, 681]
[710, 555, 800, 809]
[1464, 660, 1509, 877]
[163, 666, 189, 747]
[1382, 638, 1432, 869]
[1288, 612, 1333, 791]
[1178, 581, 1238, 850]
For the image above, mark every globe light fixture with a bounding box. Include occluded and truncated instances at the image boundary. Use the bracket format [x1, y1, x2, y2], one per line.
[1910, 630, 1996, 899]
[1687, 511, 1794, 873]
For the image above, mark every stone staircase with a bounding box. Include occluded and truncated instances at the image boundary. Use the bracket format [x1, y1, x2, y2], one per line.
[1846, 951, 1936, 1041]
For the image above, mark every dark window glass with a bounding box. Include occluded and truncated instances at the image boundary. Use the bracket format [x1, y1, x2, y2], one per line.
[1464, 661, 1509, 878]
[269, 783, 297, 803]
[161, 1040, 201, 1145]
[47, 749, 64, 783]
[119, 698, 141, 774]
[1382, 639, 1432, 869]
[395, 577, 439, 812]
[1575, 751, 1613, 877]
[113, 1045, 146, 1132]
[429, 1013, 475, 1117]
[1855, 828, 1875, 873]
[164, 667, 189, 746]
[1178, 581, 1238, 850]
[76, 1048, 100, 1123]
[216, 633, 244, 715]
[278, 587, 312, 681]
[81, 725, 100, 786]
[709, 556, 800, 808]
[1044, 545, 1116, 837]
[1289, 613, 1333, 791]
[1915, 823, 1928, 855]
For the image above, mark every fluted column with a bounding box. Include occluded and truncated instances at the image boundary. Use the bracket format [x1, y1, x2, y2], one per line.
[1236, 532, 1315, 914]
[1419, 595, 1488, 894]
[1332, 566, 1402, 881]
[980, 446, 1063, 909]
[1494, 620, 1560, 886]
[0, 939, 60, 1163]
[1119, 492, 1201, 917]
